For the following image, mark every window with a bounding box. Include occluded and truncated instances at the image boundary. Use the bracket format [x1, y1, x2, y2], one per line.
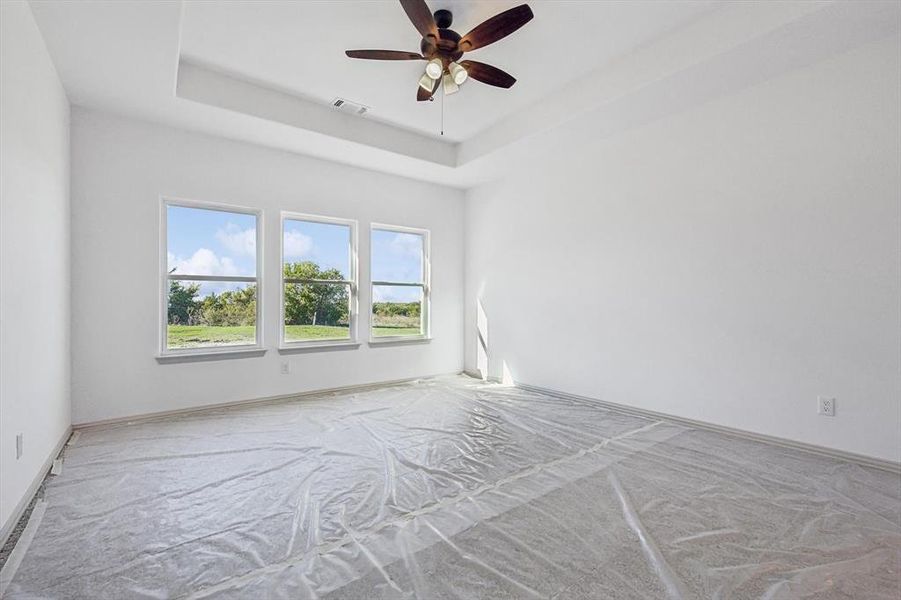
[161, 199, 262, 354]
[370, 225, 430, 341]
[281, 213, 357, 346]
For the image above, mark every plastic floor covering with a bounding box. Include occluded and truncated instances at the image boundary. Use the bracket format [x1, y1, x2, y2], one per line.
[2, 376, 899, 599]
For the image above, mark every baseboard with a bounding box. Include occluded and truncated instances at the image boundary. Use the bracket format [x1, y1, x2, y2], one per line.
[74, 372, 462, 430]
[514, 381, 901, 474]
[0, 426, 72, 550]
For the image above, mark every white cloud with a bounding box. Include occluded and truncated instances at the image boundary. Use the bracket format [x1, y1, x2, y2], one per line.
[389, 232, 422, 257]
[284, 231, 314, 258]
[215, 223, 256, 257]
[170, 248, 240, 277]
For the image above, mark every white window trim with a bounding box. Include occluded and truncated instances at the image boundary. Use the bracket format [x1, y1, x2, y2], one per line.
[369, 223, 431, 345]
[279, 212, 359, 350]
[158, 197, 265, 359]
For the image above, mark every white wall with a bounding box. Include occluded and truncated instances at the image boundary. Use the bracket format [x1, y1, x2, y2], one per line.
[0, 1, 71, 530]
[70, 109, 464, 424]
[465, 35, 901, 463]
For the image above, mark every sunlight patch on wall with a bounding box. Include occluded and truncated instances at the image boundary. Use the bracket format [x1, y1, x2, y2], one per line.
[476, 299, 489, 379]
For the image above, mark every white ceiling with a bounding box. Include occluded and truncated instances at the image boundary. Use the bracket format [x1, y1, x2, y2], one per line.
[179, 0, 717, 142]
[27, 0, 901, 188]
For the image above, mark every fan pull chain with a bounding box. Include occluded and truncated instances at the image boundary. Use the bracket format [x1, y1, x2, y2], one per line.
[440, 86, 445, 136]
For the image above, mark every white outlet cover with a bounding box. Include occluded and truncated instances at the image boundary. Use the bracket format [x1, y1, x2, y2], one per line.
[818, 396, 836, 417]
[280, 362, 290, 375]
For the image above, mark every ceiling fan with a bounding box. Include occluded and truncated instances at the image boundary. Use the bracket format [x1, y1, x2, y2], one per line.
[345, 0, 534, 101]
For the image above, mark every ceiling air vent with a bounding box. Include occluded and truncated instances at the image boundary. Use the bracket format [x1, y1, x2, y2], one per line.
[331, 98, 369, 117]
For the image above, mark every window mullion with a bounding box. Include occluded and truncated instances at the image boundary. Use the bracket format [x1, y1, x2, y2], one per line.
[281, 213, 357, 346]
[169, 274, 257, 283]
[371, 281, 424, 287]
[162, 199, 261, 355]
[370, 226, 429, 341]
[284, 278, 353, 285]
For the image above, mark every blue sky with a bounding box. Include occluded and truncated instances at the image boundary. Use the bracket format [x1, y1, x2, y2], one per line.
[168, 206, 424, 303]
[371, 229, 423, 303]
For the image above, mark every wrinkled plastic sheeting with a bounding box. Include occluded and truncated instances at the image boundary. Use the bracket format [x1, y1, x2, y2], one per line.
[5, 376, 900, 599]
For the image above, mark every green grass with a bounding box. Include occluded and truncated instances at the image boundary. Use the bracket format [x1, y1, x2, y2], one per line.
[371, 326, 421, 338]
[371, 314, 420, 338]
[167, 325, 256, 348]
[284, 324, 350, 342]
[167, 324, 421, 348]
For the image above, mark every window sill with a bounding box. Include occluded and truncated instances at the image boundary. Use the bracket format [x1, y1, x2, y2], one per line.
[155, 347, 267, 363]
[278, 340, 361, 353]
[368, 336, 432, 346]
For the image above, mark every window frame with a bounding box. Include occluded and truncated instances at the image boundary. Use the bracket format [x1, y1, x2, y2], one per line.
[369, 223, 431, 344]
[159, 197, 264, 358]
[279, 211, 359, 350]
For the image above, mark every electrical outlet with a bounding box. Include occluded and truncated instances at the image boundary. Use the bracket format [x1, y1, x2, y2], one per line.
[280, 361, 290, 375]
[818, 396, 836, 417]
[16, 433, 23, 459]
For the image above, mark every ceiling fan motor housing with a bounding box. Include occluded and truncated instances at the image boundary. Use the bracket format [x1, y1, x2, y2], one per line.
[421, 12, 463, 63]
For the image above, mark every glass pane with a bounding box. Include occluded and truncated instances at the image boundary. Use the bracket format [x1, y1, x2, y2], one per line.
[283, 219, 351, 280]
[284, 282, 351, 342]
[167, 205, 256, 277]
[371, 229, 423, 283]
[167, 280, 256, 349]
[372, 285, 423, 337]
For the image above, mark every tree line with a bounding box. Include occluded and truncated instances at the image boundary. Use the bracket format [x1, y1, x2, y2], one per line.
[168, 261, 419, 327]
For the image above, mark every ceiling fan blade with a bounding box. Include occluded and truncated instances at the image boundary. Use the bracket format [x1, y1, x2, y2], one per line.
[345, 50, 424, 60]
[459, 4, 533, 52]
[400, 0, 438, 41]
[417, 77, 441, 101]
[460, 61, 516, 88]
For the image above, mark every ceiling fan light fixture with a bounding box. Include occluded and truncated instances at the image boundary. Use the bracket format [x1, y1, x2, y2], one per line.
[344, 2, 534, 103]
[442, 73, 459, 95]
[418, 72, 434, 91]
[449, 61, 468, 85]
[425, 58, 443, 80]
